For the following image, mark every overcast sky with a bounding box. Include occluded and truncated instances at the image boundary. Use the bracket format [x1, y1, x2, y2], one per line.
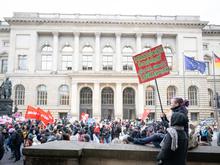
[1, 0, 220, 24]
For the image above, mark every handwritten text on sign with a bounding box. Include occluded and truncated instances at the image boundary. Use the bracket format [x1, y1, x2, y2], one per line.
[133, 45, 170, 83]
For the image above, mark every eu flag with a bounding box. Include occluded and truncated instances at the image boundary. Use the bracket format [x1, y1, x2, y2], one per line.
[184, 56, 206, 74]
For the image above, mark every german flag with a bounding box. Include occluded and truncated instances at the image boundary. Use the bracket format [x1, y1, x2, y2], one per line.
[214, 53, 220, 68]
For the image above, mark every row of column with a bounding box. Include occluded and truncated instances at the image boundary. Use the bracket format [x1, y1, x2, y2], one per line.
[39, 32, 179, 72]
[70, 82, 144, 119]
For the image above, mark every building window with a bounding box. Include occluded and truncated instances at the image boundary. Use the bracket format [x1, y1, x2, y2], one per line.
[122, 46, 133, 71]
[191, 112, 199, 121]
[37, 85, 47, 105]
[188, 86, 198, 106]
[18, 55, 27, 70]
[102, 45, 113, 71]
[208, 89, 213, 107]
[167, 86, 176, 105]
[41, 44, 53, 70]
[82, 45, 93, 70]
[59, 85, 69, 105]
[204, 62, 210, 75]
[164, 45, 173, 70]
[14, 84, 25, 105]
[123, 87, 135, 105]
[80, 87, 92, 105]
[0, 59, 7, 74]
[61, 44, 73, 70]
[146, 86, 155, 106]
[3, 40, 9, 47]
[101, 87, 114, 105]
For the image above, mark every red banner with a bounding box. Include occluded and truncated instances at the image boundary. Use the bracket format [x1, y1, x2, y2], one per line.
[47, 110, 54, 124]
[37, 108, 50, 126]
[25, 106, 39, 120]
[141, 108, 150, 121]
[133, 45, 170, 83]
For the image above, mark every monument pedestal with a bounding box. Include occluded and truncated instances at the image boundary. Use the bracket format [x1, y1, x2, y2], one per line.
[0, 99, 13, 116]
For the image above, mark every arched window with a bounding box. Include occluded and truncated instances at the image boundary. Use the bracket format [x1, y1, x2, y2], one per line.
[146, 86, 155, 105]
[101, 87, 114, 105]
[37, 85, 47, 105]
[188, 86, 198, 106]
[164, 45, 173, 70]
[208, 88, 213, 107]
[167, 86, 176, 105]
[82, 45, 93, 70]
[59, 85, 69, 105]
[80, 87, 92, 105]
[41, 44, 53, 70]
[14, 84, 25, 105]
[61, 44, 73, 70]
[102, 45, 113, 71]
[122, 46, 133, 71]
[123, 87, 135, 105]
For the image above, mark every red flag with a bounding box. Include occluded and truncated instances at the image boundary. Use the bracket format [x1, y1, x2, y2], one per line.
[37, 108, 50, 126]
[141, 108, 150, 121]
[25, 106, 39, 120]
[47, 110, 54, 124]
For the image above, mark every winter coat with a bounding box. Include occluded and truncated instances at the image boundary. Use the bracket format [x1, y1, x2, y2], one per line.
[157, 112, 188, 165]
[171, 106, 189, 136]
[0, 133, 4, 160]
[157, 130, 188, 165]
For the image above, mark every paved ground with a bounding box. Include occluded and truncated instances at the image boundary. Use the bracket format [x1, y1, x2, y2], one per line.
[0, 150, 23, 165]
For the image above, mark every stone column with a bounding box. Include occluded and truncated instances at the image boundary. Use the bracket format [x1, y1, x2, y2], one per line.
[95, 32, 100, 72]
[29, 32, 38, 73]
[52, 32, 59, 72]
[74, 32, 80, 72]
[156, 33, 163, 45]
[93, 83, 101, 120]
[70, 82, 79, 119]
[8, 31, 16, 73]
[115, 83, 123, 119]
[136, 33, 142, 53]
[176, 34, 183, 75]
[116, 33, 121, 72]
[137, 84, 144, 118]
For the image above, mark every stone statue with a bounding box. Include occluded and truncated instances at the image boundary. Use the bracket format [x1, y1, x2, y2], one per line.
[0, 77, 12, 99]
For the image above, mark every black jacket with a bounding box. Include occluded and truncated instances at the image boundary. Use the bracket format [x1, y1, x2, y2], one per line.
[157, 130, 188, 165]
[171, 106, 189, 136]
[157, 112, 188, 165]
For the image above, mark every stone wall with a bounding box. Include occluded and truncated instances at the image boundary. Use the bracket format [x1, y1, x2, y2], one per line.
[22, 141, 220, 165]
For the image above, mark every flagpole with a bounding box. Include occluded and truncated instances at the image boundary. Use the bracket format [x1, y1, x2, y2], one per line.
[212, 51, 219, 131]
[183, 53, 186, 99]
[155, 79, 163, 113]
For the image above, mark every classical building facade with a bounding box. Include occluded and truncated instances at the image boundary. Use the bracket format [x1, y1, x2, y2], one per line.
[0, 12, 220, 121]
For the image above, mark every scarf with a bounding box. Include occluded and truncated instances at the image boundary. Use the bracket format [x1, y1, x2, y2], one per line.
[160, 126, 184, 151]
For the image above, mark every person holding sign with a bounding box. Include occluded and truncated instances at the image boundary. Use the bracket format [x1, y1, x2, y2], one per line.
[157, 112, 188, 165]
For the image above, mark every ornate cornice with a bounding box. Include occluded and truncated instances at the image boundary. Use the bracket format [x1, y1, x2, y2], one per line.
[4, 12, 208, 28]
[0, 22, 10, 32]
[202, 25, 220, 35]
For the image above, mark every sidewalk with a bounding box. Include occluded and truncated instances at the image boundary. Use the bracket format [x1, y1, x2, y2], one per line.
[0, 150, 23, 165]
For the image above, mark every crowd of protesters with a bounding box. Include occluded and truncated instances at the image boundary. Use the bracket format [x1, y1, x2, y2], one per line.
[0, 98, 218, 164]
